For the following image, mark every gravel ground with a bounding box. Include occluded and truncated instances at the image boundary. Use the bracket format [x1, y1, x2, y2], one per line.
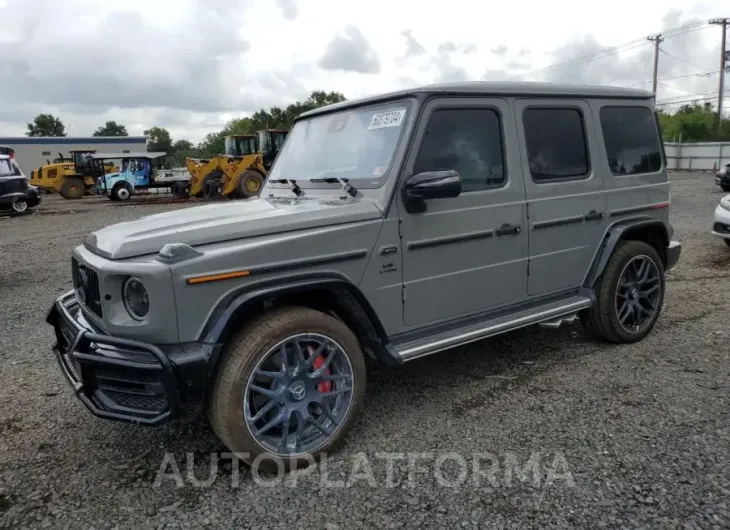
[1, 173, 729, 530]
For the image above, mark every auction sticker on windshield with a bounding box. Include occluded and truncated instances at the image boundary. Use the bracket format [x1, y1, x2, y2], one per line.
[368, 109, 406, 130]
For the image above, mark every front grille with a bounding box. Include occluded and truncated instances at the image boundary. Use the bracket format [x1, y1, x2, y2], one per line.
[94, 367, 169, 412]
[71, 257, 103, 317]
[100, 390, 169, 412]
[714, 222, 730, 235]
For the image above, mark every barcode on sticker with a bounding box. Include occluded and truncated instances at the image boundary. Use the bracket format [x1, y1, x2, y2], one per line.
[368, 109, 406, 130]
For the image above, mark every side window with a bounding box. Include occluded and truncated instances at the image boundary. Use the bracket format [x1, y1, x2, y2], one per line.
[599, 106, 662, 176]
[523, 108, 590, 181]
[413, 108, 505, 192]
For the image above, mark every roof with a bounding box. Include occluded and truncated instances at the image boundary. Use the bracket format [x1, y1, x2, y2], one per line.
[90, 151, 166, 159]
[298, 81, 655, 119]
[0, 136, 147, 146]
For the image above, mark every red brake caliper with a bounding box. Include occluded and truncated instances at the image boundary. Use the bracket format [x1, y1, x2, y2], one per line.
[309, 345, 332, 393]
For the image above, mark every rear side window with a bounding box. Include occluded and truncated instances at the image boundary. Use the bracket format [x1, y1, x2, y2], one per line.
[523, 108, 590, 181]
[0, 159, 19, 176]
[599, 106, 662, 176]
[413, 108, 505, 192]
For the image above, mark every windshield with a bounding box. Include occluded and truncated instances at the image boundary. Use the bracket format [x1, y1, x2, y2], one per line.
[267, 100, 412, 186]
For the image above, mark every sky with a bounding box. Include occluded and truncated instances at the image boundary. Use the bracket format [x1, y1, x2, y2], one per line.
[0, 0, 727, 144]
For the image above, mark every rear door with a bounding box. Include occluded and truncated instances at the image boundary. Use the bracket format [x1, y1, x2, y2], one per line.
[513, 99, 608, 296]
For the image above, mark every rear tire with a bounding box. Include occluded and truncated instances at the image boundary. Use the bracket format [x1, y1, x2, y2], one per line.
[581, 240, 665, 344]
[722, 184, 730, 192]
[208, 306, 366, 473]
[236, 170, 265, 199]
[723, 239, 730, 248]
[59, 177, 85, 200]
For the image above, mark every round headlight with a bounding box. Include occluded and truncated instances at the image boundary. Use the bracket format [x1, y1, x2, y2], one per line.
[720, 196, 730, 211]
[122, 276, 149, 320]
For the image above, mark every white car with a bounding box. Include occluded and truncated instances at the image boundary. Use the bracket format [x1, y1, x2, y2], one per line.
[716, 161, 730, 192]
[712, 194, 730, 247]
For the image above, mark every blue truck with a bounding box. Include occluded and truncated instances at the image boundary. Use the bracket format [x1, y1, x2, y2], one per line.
[92, 152, 187, 201]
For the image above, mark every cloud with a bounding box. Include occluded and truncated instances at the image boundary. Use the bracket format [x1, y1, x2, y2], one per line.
[0, 1, 257, 114]
[318, 26, 381, 74]
[438, 42, 477, 54]
[402, 30, 426, 57]
[275, 0, 297, 20]
[0, 0, 724, 143]
[540, 8, 720, 106]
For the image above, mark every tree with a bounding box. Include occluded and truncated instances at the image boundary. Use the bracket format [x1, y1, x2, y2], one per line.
[173, 139, 194, 151]
[658, 103, 730, 142]
[144, 126, 174, 153]
[26, 114, 67, 137]
[93, 121, 128, 137]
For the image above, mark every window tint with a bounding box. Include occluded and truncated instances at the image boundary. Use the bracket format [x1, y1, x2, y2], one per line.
[599, 106, 662, 176]
[413, 108, 505, 191]
[523, 108, 589, 181]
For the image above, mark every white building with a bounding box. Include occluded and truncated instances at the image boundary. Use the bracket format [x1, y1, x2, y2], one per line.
[0, 136, 148, 175]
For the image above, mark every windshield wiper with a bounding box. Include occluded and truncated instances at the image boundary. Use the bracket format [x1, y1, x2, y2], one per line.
[268, 178, 302, 196]
[309, 177, 357, 197]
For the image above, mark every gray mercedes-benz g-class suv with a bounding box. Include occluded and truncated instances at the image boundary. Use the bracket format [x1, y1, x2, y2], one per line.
[47, 81, 681, 471]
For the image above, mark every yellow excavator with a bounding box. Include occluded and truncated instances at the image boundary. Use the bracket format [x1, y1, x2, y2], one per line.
[30, 149, 118, 199]
[184, 129, 288, 199]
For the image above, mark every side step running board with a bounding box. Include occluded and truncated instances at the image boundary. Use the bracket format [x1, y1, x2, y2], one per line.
[395, 296, 592, 363]
[538, 312, 579, 329]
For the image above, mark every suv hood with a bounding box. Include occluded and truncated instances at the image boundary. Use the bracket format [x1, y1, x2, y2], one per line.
[85, 196, 383, 260]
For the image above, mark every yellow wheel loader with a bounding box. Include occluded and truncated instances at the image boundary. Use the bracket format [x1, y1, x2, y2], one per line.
[184, 129, 288, 200]
[30, 149, 118, 199]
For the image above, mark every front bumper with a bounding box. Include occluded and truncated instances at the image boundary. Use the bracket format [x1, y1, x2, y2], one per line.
[712, 204, 730, 241]
[46, 291, 216, 426]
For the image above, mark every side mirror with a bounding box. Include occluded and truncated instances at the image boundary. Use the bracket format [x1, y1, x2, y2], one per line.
[403, 170, 461, 213]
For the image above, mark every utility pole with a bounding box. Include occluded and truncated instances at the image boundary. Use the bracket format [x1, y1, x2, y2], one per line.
[709, 18, 729, 131]
[647, 34, 663, 96]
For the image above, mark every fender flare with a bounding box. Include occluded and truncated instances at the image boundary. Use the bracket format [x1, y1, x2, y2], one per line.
[200, 272, 402, 375]
[583, 217, 669, 288]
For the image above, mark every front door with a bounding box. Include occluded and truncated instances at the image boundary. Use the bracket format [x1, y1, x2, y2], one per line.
[398, 97, 529, 328]
[513, 99, 608, 296]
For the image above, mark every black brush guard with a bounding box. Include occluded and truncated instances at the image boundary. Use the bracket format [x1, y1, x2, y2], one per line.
[46, 291, 179, 425]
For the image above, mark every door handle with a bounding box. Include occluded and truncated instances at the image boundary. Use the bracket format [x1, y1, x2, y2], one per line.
[584, 210, 604, 221]
[496, 223, 521, 236]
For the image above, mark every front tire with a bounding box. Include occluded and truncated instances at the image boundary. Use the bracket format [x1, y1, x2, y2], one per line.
[11, 199, 28, 214]
[581, 240, 665, 344]
[111, 183, 132, 201]
[721, 184, 730, 192]
[208, 306, 366, 473]
[236, 170, 265, 199]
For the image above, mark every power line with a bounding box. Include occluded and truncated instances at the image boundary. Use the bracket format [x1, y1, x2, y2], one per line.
[655, 90, 730, 107]
[658, 48, 714, 72]
[510, 19, 713, 82]
[625, 70, 721, 88]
